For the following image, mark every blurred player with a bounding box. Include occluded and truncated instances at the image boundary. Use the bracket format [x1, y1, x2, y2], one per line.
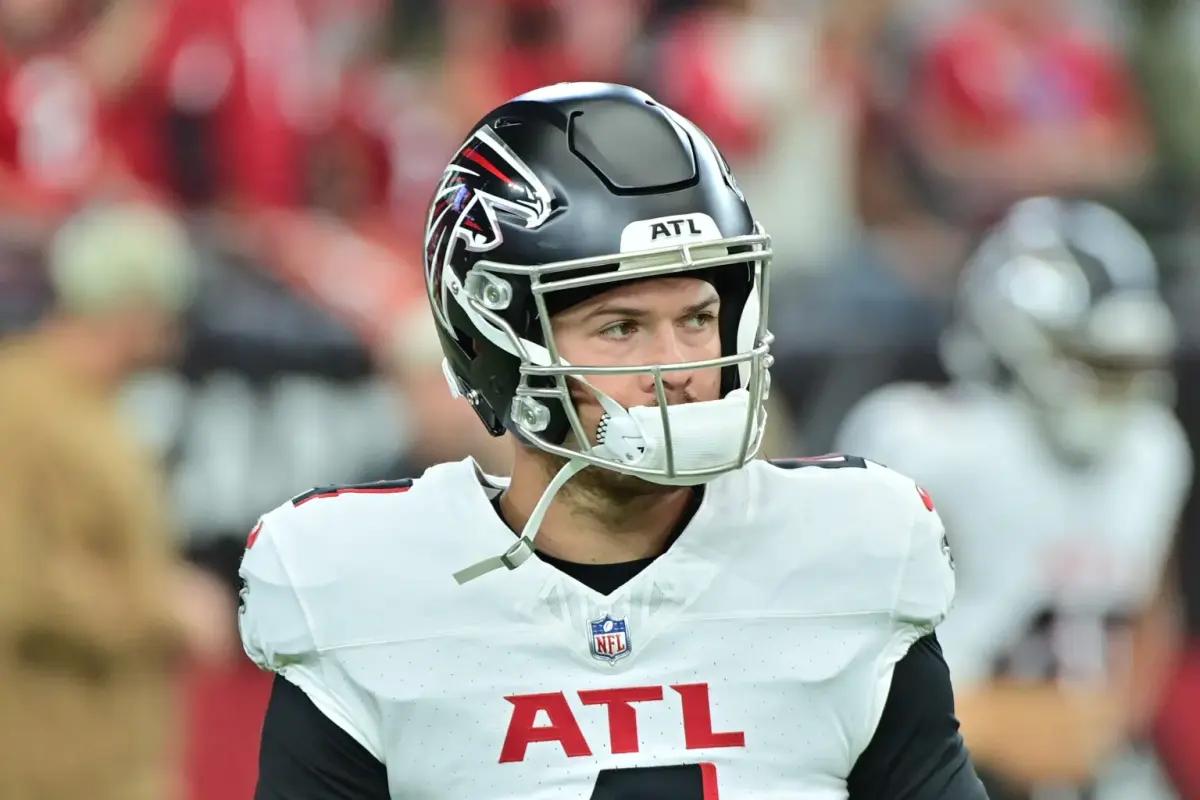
[240, 83, 987, 799]
[838, 197, 1192, 800]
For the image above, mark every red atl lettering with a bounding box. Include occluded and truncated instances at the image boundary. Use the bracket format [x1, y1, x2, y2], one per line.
[499, 692, 592, 763]
[578, 685, 664, 754]
[700, 762, 721, 800]
[499, 683, 746, 763]
[671, 683, 746, 750]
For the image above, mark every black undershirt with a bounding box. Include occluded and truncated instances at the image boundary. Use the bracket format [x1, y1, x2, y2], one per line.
[254, 490, 987, 799]
[525, 486, 701, 596]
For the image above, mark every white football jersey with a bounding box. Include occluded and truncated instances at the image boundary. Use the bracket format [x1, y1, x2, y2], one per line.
[837, 383, 1193, 685]
[239, 456, 954, 799]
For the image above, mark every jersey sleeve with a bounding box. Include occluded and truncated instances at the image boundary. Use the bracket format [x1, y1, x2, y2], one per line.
[840, 390, 991, 684]
[836, 390, 957, 627]
[239, 503, 385, 762]
[239, 508, 314, 671]
[256, 675, 390, 800]
[894, 487, 955, 631]
[850, 462, 960, 763]
[847, 634, 987, 800]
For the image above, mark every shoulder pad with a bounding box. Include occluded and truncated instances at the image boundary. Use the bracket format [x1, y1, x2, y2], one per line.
[870, 463, 955, 629]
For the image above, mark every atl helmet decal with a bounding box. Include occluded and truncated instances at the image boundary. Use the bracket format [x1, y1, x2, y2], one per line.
[424, 125, 553, 333]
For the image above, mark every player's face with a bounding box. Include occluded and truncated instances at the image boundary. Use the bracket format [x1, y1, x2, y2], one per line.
[549, 277, 723, 445]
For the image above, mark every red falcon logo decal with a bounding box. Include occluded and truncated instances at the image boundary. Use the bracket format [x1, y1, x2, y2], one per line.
[423, 125, 552, 333]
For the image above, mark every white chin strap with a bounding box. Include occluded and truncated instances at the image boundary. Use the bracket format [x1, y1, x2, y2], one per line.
[452, 457, 587, 585]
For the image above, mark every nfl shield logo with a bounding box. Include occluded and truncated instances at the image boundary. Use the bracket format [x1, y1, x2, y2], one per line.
[589, 615, 631, 663]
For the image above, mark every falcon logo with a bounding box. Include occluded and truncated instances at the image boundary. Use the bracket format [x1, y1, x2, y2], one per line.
[424, 125, 552, 333]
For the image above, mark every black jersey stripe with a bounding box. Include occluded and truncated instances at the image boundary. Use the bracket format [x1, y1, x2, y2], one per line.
[291, 478, 414, 507]
[770, 454, 869, 470]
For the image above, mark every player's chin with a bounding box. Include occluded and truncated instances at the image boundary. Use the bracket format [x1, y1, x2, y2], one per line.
[533, 440, 676, 499]
[577, 466, 677, 499]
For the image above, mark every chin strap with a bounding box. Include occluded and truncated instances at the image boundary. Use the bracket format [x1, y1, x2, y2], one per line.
[453, 458, 589, 585]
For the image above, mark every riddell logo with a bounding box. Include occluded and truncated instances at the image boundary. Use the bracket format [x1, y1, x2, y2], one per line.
[499, 682, 745, 763]
[650, 218, 703, 240]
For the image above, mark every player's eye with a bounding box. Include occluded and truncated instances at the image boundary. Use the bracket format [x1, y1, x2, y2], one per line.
[682, 311, 716, 330]
[598, 320, 639, 341]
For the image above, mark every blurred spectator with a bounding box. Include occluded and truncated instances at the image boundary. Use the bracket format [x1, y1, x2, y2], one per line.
[903, 0, 1152, 224]
[837, 198, 1191, 800]
[649, 0, 769, 161]
[682, 1, 856, 271]
[0, 0, 169, 237]
[440, 0, 644, 132]
[0, 202, 230, 800]
[0, 0, 385, 221]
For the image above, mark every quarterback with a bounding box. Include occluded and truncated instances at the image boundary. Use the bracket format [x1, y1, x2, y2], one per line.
[240, 83, 987, 799]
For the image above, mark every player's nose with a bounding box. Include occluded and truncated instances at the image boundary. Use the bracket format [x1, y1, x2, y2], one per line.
[638, 326, 695, 401]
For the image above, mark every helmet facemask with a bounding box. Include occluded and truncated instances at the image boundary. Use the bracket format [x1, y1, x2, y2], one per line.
[445, 227, 774, 486]
[446, 229, 774, 585]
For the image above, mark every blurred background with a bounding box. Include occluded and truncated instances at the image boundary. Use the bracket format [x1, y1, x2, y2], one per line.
[0, 0, 1196, 798]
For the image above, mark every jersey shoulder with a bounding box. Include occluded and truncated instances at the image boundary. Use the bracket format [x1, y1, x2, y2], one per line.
[238, 476, 414, 671]
[741, 456, 955, 628]
[238, 461, 484, 671]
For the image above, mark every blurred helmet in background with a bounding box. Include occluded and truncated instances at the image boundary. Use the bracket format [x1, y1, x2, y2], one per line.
[942, 197, 1177, 463]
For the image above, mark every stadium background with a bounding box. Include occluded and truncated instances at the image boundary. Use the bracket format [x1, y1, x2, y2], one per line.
[0, 0, 1197, 797]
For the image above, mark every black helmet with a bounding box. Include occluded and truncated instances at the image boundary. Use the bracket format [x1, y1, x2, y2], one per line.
[423, 82, 773, 486]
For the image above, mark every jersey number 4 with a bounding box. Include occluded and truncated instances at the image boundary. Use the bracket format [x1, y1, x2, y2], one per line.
[592, 763, 719, 799]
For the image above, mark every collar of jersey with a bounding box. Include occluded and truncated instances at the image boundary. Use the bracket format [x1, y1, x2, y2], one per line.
[460, 457, 746, 662]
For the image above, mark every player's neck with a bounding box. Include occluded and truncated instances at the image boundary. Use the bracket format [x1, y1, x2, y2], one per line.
[501, 455, 695, 565]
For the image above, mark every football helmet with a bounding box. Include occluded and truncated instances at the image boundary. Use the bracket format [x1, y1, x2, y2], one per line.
[421, 83, 773, 582]
[424, 83, 772, 482]
[942, 197, 1176, 463]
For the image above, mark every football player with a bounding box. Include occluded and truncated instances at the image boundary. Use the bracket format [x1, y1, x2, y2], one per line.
[838, 197, 1192, 800]
[241, 83, 987, 799]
